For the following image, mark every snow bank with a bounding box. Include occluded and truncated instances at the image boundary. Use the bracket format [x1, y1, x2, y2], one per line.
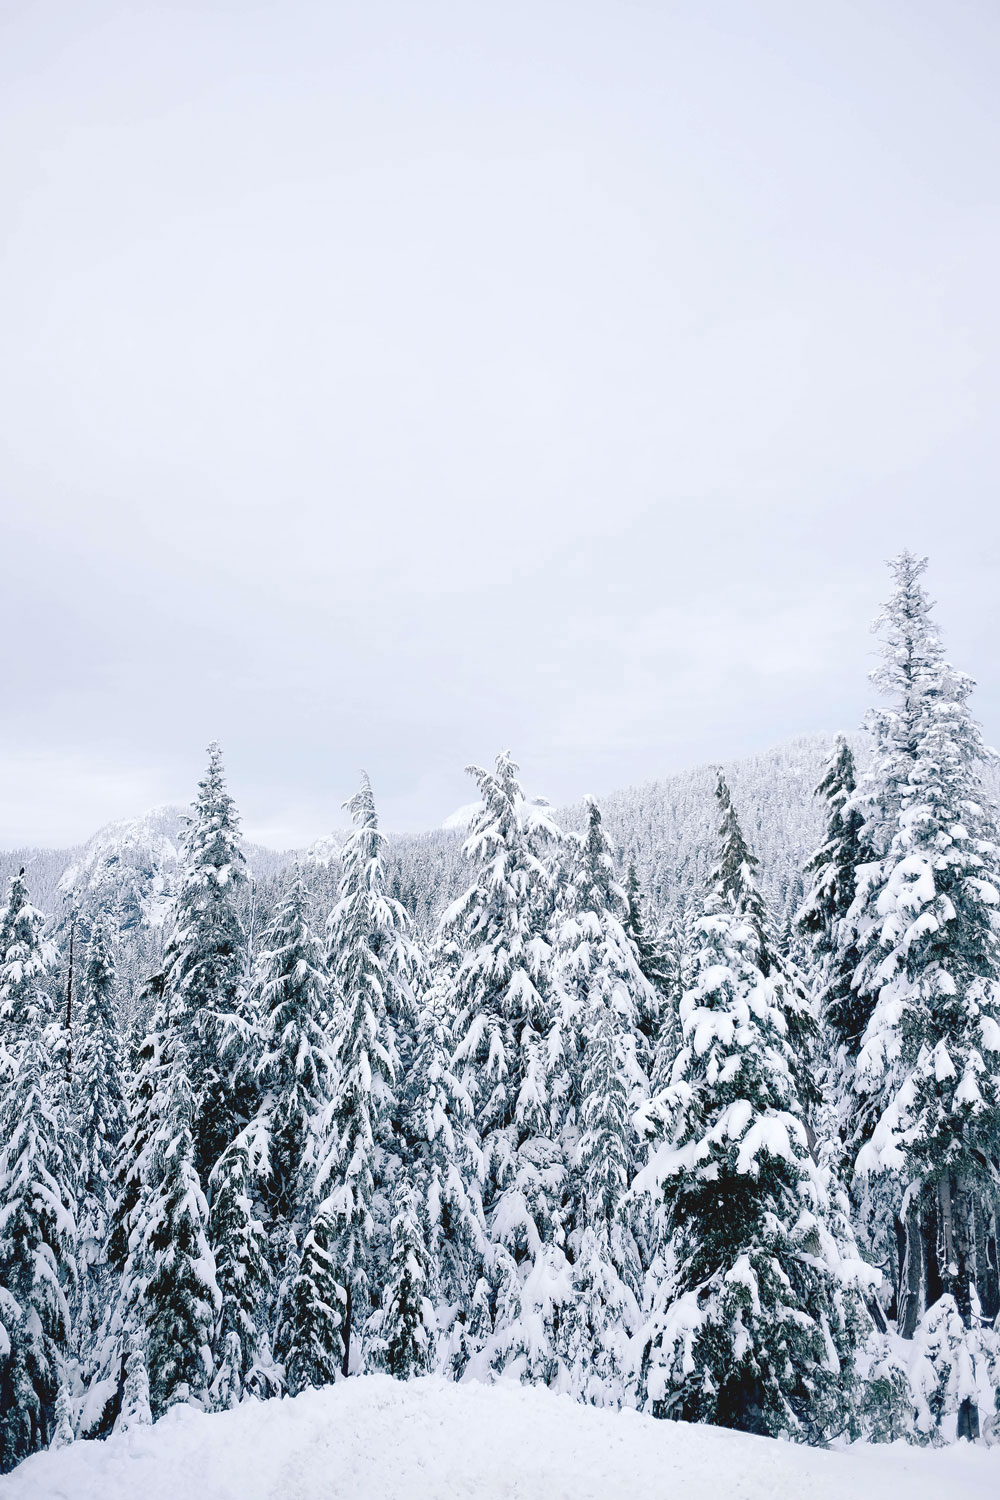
[5, 1376, 998, 1500]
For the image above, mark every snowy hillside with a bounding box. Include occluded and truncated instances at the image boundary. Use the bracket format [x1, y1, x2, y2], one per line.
[6, 1376, 998, 1500]
[58, 805, 186, 928]
[5, 732, 999, 936]
[0, 808, 292, 929]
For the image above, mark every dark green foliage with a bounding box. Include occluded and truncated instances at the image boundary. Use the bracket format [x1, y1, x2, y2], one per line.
[798, 737, 871, 1054]
[640, 779, 869, 1441]
[321, 774, 423, 1370]
[623, 861, 679, 1054]
[0, 870, 52, 1061]
[140, 1046, 219, 1415]
[276, 1203, 345, 1395]
[156, 744, 248, 1180]
[256, 877, 333, 1222]
[210, 1123, 271, 1408]
[369, 1177, 433, 1379]
[0, 1031, 77, 1472]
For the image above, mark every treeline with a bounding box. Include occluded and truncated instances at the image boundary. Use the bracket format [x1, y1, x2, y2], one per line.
[0, 551, 998, 1472]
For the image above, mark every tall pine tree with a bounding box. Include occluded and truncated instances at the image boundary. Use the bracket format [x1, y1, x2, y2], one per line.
[0, 1025, 77, 1471]
[139, 1040, 220, 1415]
[797, 736, 870, 1135]
[405, 984, 485, 1371]
[446, 752, 568, 1383]
[256, 876, 334, 1225]
[848, 553, 1000, 1439]
[75, 915, 127, 1339]
[274, 1200, 345, 1395]
[156, 744, 249, 1180]
[209, 1119, 270, 1408]
[0, 870, 52, 1071]
[320, 773, 424, 1373]
[637, 774, 871, 1440]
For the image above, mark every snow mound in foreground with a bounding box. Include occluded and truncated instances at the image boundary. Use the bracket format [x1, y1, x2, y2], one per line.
[6, 1376, 998, 1500]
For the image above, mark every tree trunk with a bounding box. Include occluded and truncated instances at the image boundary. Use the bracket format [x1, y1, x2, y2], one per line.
[924, 1191, 943, 1307]
[898, 1201, 923, 1339]
[342, 1283, 352, 1378]
[952, 1175, 980, 1442]
[64, 910, 76, 1088]
[974, 1205, 1000, 1323]
[938, 1175, 956, 1291]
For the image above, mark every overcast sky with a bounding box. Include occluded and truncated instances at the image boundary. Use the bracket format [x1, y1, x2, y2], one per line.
[2, 1, 999, 849]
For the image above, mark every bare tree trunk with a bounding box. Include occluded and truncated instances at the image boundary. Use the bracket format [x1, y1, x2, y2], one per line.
[342, 1283, 352, 1378]
[924, 1190, 943, 1307]
[898, 1200, 923, 1340]
[952, 1175, 980, 1442]
[938, 1175, 956, 1287]
[64, 907, 77, 1088]
[977, 1207, 1000, 1323]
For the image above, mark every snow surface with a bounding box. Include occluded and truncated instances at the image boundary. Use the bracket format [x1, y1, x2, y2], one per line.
[442, 800, 484, 831]
[5, 1376, 997, 1500]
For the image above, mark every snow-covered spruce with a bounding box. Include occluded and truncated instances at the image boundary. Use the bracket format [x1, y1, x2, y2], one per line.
[75, 914, 128, 1342]
[443, 752, 569, 1382]
[622, 859, 681, 1080]
[209, 1120, 271, 1408]
[636, 773, 874, 1440]
[847, 553, 1000, 1439]
[552, 797, 651, 1404]
[0, 868, 53, 1071]
[317, 773, 424, 1374]
[797, 736, 871, 1106]
[153, 743, 250, 1182]
[132, 1039, 220, 1416]
[365, 1172, 435, 1378]
[404, 980, 485, 1372]
[255, 874, 334, 1224]
[0, 1021, 77, 1473]
[274, 1198, 345, 1394]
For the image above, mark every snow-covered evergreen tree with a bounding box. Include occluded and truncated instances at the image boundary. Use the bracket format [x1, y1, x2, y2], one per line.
[0, 869, 52, 1069]
[85, 1025, 167, 1436]
[75, 915, 127, 1337]
[256, 876, 333, 1223]
[848, 553, 1000, 1439]
[796, 735, 871, 1178]
[275, 1199, 345, 1394]
[140, 1041, 219, 1415]
[561, 994, 643, 1406]
[547, 799, 651, 1403]
[113, 1338, 152, 1433]
[713, 774, 818, 1111]
[0, 1026, 77, 1472]
[209, 1120, 270, 1408]
[445, 752, 568, 1383]
[623, 860, 679, 1068]
[406, 985, 485, 1368]
[319, 774, 424, 1373]
[49, 1383, 74, 1450]
[636, 774, 871, 1440]
[366, 1174, 434, 1378]
[156, 744, 249, 1180]
[99, 1035, 219, 1423]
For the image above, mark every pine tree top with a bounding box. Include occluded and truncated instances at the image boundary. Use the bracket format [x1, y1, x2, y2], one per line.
[570, 797, 625, 918]
[461, 751, 560, 870]
[706, 774, 772, 970]
[180, 742, 246, 892]
[0, 869, 53, 1041]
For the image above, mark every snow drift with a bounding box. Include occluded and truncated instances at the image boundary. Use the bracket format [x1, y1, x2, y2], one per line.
[5, 1376, 998, 1500]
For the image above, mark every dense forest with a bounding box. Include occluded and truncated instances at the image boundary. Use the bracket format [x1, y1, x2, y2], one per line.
[1, 551, 999, 1472]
